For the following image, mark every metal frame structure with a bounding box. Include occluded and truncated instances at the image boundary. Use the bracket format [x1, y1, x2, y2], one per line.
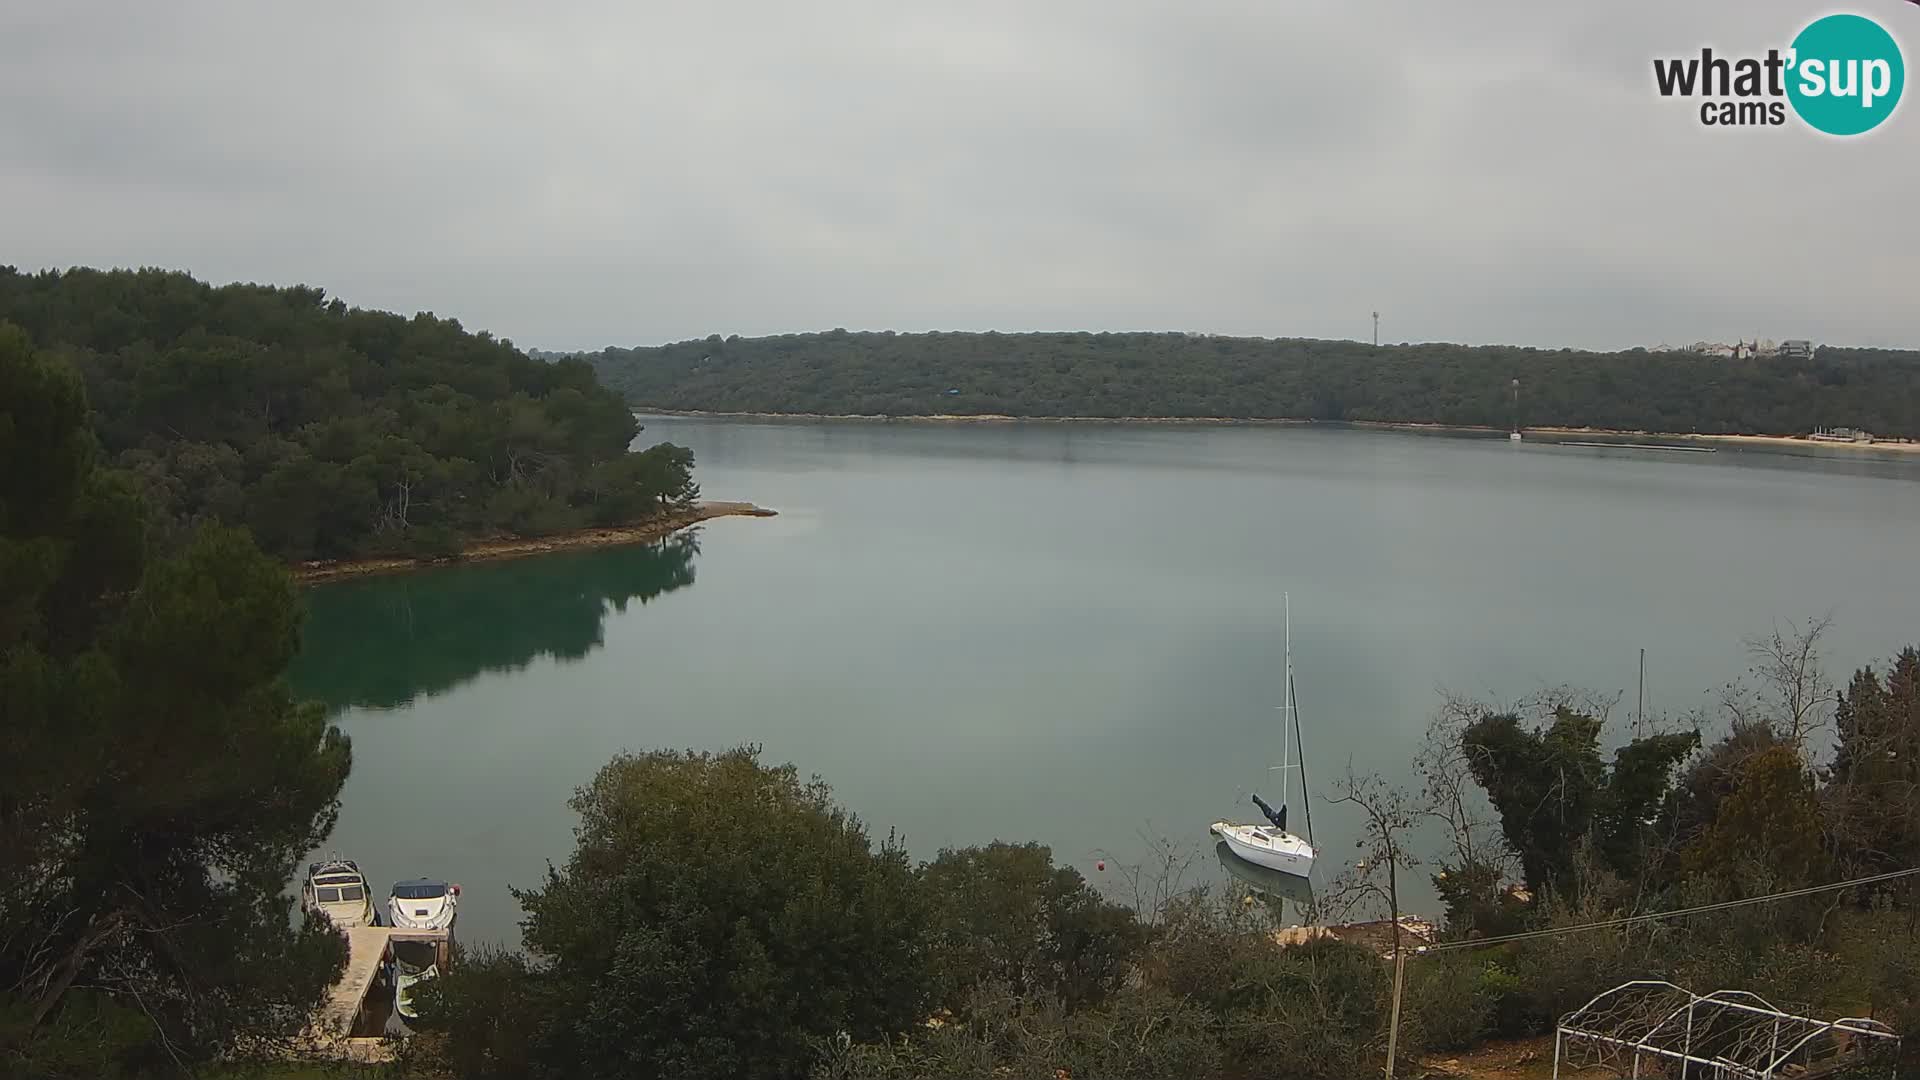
[1553, 980, 1901, 1079]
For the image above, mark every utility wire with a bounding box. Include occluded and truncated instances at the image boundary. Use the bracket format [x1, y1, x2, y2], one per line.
[1415, 865, 1920, 954]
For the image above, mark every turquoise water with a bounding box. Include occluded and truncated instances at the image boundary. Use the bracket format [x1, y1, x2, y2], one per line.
[290, 418, 1920, 945]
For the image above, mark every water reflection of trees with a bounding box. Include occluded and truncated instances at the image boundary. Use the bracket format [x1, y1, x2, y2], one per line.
[291, 532, 701, 711]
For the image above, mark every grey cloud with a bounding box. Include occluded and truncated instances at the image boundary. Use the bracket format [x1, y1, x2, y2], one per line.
[1, 0, 1914, 352]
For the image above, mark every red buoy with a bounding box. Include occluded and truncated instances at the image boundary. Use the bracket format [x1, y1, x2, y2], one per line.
[1096, 860, 1105, 872]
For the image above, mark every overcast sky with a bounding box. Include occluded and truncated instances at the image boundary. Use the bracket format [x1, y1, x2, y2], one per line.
[3, 1, 1915, 352]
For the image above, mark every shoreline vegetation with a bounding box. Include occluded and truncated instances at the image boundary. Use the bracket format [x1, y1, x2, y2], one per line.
[0, 267, 706, 568]
[636, 408, 1920, 455]
[397, 624, 1920, 1080]
[291, 500, 776, 584]
[585, 330, 1920, 442]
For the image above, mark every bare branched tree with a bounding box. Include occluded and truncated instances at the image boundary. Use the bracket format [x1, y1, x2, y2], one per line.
[1322, 768, 1421, 962]
[1519, 683, 1625, 728]
[1418, 692, 1512, 878]
[1091, 827, 1200, 928]
[1720, 614, 1838, 751]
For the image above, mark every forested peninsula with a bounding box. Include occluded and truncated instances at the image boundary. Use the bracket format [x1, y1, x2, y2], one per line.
[584, 331, 1920, 439]
[0, 267, 700, 567]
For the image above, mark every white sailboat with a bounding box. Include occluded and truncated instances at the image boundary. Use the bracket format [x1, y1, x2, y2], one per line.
[1209, 594, 1317, 877]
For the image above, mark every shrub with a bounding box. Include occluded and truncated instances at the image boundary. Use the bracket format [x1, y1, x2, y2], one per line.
[1410, 954, 1494, 1051]
[921, 842, 1145, 1015]
[513, 746, 929, 1080]
[408, 945, 551, 1080]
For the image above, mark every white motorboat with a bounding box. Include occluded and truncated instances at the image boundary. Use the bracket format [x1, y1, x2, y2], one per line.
[391, 939, 441, 1020]
[1208, 593, 1318, 877]
[388, 878, 459, 931]
[303, 857, 375, 929]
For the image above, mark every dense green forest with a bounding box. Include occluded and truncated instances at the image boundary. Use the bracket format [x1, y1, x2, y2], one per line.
[0, 267, 696, 564]
[585, 331, 1920, 438]
[2, 328, 352, 1076]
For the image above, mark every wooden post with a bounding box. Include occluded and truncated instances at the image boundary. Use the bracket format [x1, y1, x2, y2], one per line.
[1385, 945, 1407, 1077]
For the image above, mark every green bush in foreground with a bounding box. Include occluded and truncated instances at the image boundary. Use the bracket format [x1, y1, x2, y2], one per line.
[419, 747, 929, 1080]
[921, 841, 1144, 1016]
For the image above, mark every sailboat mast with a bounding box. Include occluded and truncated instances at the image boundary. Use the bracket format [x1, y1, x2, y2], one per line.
[1281, 593, 1291, 808]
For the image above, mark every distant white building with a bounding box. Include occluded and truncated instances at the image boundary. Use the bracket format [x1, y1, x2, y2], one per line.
[1677, 338, 1803, 360]
[1685, 341, 1738, 359]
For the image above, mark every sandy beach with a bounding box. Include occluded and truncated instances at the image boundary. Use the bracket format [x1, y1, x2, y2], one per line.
[637, 409, 1920, 455]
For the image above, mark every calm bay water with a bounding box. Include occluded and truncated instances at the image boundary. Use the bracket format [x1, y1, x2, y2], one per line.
[289, 419, 1920, 945]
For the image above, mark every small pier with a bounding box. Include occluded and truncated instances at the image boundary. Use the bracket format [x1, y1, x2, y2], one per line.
[301, 925, 452, 1061]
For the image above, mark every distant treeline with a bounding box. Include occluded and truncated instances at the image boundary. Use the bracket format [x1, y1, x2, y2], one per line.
[585, 331, 1920, 437]
[0, 267, 697, 563]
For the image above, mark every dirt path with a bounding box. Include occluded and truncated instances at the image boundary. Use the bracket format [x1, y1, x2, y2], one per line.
[1413, 1036, 1612, 1079]
[291, 501, 775, 585]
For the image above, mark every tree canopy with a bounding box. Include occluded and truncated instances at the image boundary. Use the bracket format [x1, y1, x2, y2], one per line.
[0, 266, 696, 564]
[473, 746, 930, 1080]
[920, 841, 1143, 1015]
[1827, 648, 1920, 883]
[1, 328, 351, 1076]
[1460, 707, 1698, 901]
[584, 330, 1920, 437]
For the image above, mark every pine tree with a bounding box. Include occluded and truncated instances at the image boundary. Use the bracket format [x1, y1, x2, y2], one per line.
[1, 324, 352, 1076]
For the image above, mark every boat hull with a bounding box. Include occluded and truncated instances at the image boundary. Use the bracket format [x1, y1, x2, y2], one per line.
[1213, 841, 1314, 903]
[1210, 821, 1315, 876]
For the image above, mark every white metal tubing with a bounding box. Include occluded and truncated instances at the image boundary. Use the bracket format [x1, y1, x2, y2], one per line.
[1560, 1011, 1898, 1080]
[1566, 981, 1870, 1041]
[1681, 1004, 1693, 1080]
[1563, 1029, 1758, 1078]
[1768, 1016, 1901, 1070]
[1384, 944, 1405, 1078]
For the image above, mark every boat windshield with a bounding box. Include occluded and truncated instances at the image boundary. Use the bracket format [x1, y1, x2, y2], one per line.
[319, 885, 364, 903]
[316, 887, 341, 903]
[392, 882, 447, 900]
[393, 940, 437, 970]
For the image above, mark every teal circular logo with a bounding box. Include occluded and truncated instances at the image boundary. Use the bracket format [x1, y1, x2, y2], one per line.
[1787, 14, 1904, 135]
